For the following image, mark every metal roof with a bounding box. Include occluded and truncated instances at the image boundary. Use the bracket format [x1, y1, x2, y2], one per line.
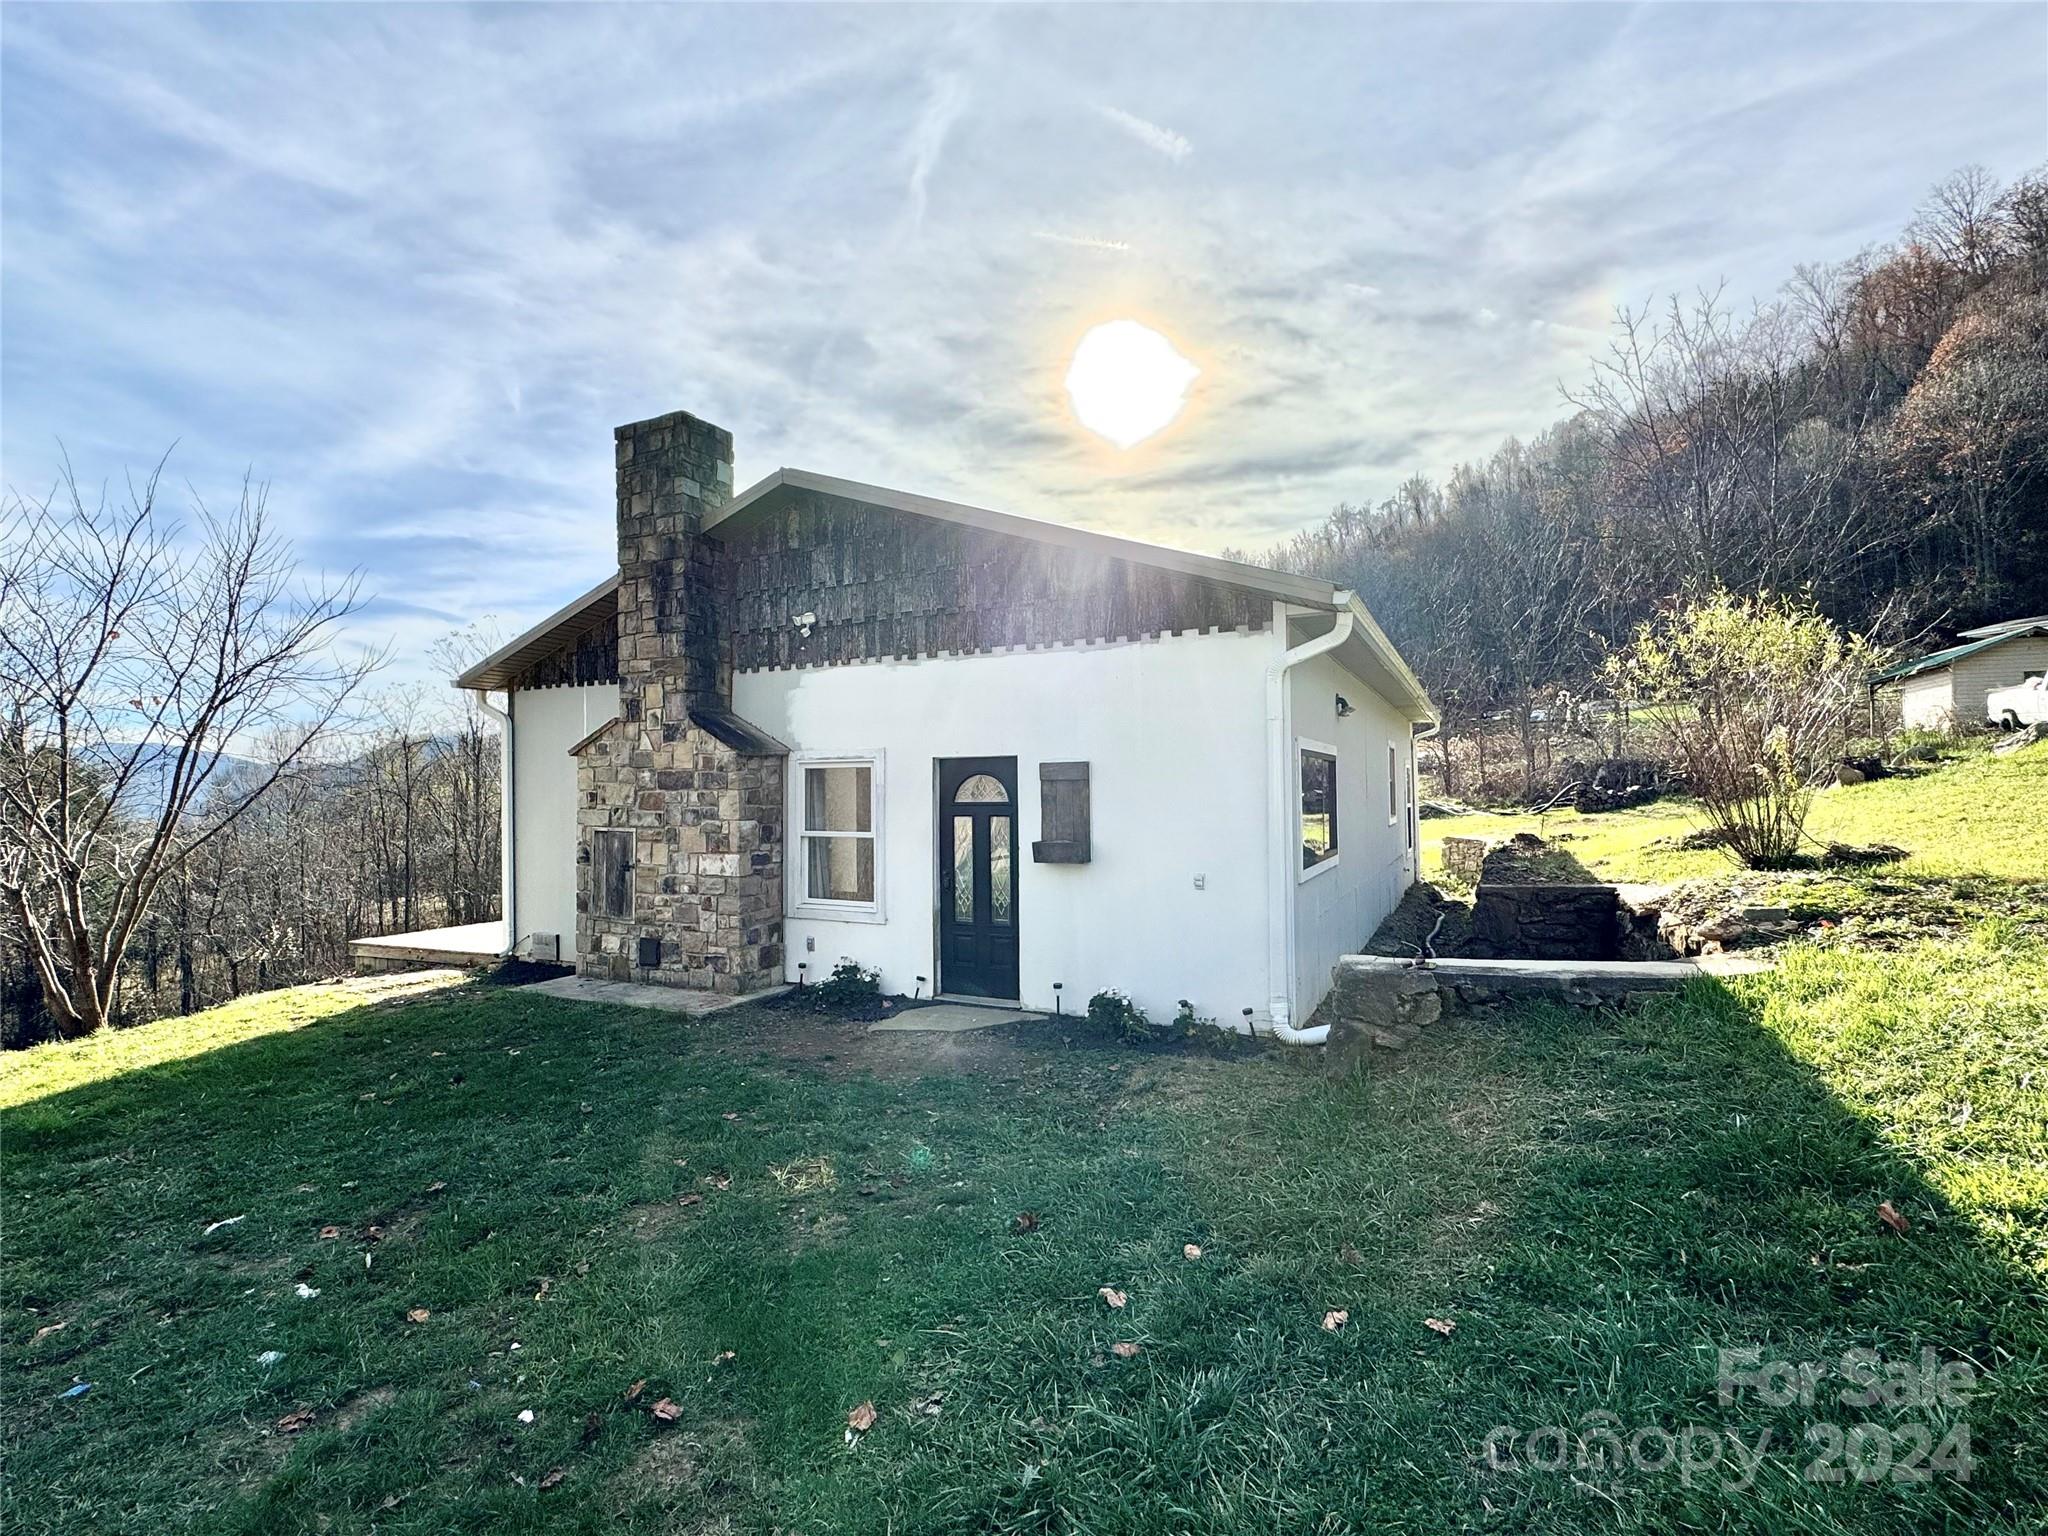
[1958, 614, 2048, 640]
[1872, 625, 2048, 684]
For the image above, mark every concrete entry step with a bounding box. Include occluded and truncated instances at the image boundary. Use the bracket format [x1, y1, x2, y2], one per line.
[870, 1003, 1047, 1034]
[520, 975, 790, 1017]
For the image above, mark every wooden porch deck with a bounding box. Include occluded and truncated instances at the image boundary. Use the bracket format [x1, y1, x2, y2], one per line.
[349, 920, 507, 973]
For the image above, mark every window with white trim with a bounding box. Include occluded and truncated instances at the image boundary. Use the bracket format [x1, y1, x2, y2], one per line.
[1299, 741, 1338, 874]
[1388, 743, 1398, 824]
[1407, 753, 1418, 851]
[794, 755, 882, 914]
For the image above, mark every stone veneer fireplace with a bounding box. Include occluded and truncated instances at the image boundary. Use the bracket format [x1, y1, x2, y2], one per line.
[571, 410, 785, 994]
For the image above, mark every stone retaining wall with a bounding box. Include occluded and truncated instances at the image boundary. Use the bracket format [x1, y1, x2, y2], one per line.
[1323, 954, 1702, 1076]
[1471, 882, 1622, 960]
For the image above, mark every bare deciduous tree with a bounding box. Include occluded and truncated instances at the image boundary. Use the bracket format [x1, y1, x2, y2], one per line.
[0, 455, 374, 1037]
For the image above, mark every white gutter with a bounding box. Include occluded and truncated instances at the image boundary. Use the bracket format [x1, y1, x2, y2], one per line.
[1264, 597, 1357, 1045]
[471, 688, 516, 955]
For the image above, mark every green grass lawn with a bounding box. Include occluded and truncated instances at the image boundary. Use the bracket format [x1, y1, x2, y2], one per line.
[7, 906, 2046, 1533]
[1423, 744, 2048, 888]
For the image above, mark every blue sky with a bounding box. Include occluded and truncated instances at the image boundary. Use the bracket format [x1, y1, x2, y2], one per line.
[4, 3, 2043, 682]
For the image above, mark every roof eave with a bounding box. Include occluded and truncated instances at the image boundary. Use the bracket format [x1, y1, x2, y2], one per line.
[452, 573, 620, 692]
[1344, 591, 1439, 724]
[708, 467, 1342, 613]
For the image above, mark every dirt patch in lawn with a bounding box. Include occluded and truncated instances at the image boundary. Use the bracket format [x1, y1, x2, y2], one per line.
[329, 1384, 397, 1432]
[786, 1208, 851, 1254]
[611, 1418, 759, 1523]
[628, 1197, 708, 1242]
[698, 994, 1269, 1082]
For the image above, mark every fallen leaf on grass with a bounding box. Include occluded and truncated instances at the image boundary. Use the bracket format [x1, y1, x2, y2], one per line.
[705, 1171, 732, 1191]
[318, 1226, 342, 1241]
[1110, 1342, 1142, 1359]
[623, 1379, 646, 1402]
[538, 1467, 566, 1491]
[533, 1279, 552, 1302]
[32, 1322, 66, 1342]
[713, 1350, 736, 1366]
[912, 1392, 944, 1417]
[677, 1194, 704, 1209]
[581, 1412, 602, 1446]
[1182, 1243, 1203, 1260]
[1423, 1317, 1456, 1337]
[1322, 1310, 1349, 1333]
[517, 1409, 535, 1425]
[722, 1111, 741, 1122]
[294, 1284, 321, 1300]
[846, 1400, 877, 1433]
[202, 1215, 245, 1236]
[1098, 1287, 1127, 1309]
[650, 1398, 681, 1423]
[1337, 1244, 1364, 1268]
[425, 1181, 447, 1194]
[1878, 1201, 1911, 1235]
[405, 1308, 431, 1324]
[1011, 1211, 1040, 1234]
[276, 1407, 317, 1434]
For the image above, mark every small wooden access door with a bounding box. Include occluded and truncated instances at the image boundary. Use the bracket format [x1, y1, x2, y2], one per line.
[936, 757, 1019, 999]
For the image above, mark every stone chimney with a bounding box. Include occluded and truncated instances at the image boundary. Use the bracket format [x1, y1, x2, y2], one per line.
[614, 409, 734, 709]
[574, 409, 785, 993]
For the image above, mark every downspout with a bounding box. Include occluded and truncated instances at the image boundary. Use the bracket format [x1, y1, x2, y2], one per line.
[1264, 595, 1356, 1046]
[473, 688, 515, 956]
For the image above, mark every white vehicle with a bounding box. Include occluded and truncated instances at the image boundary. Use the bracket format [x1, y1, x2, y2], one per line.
[1987, 675, 2048, 730]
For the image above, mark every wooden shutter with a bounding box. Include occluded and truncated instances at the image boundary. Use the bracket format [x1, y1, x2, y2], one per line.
[591, 829, 633, 917]
[1031, 761, 1091, 863]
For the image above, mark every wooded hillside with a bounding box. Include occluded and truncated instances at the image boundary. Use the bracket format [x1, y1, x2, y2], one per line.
[1236, 165, 2048, 761]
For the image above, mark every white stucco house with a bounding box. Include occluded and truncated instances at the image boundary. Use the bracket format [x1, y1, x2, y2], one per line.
[1874, 616, 2048, 730]
[441, 408, 1435, 1039]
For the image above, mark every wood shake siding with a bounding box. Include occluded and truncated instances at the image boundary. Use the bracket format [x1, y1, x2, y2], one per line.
[718, 490, 1272, 670]
[507, 603, 619, 691]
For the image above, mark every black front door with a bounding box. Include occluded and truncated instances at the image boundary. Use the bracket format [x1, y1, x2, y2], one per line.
[937, 757, 1019, 999]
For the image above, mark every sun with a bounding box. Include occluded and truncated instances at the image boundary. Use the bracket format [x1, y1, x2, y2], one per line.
[1064, 320, 1199, 448]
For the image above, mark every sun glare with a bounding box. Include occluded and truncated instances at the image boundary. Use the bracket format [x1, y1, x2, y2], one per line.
[1064, 320, 1199, 448]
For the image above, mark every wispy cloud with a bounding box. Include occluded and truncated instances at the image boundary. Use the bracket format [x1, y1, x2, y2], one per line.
[906, 71, 970, 226]
[1, 2, 2038, 683]
[1031, 230, 1132, 252]
[1094, 104, 1191, 162]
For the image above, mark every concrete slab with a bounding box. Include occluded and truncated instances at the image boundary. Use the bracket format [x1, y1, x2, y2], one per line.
[870, 1002, 1047, 1033]
[1693, 953, 1775, 977]
[520, 975, 791, 1017]
[351, 920, 506, 971]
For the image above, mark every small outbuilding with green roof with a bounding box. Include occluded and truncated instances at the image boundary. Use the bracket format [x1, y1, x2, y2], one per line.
[1873, 619, 2048, 729]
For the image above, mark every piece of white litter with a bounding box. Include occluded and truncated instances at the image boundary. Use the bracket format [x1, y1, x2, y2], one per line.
[517, 1409, 535, 1424]
[255, 1351, 286, 1367]
[203, 1215, 246, 1236]
[294, 1283, 320, 1299]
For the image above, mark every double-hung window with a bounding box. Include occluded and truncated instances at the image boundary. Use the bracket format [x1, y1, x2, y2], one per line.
[793, 754, 883, 918]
